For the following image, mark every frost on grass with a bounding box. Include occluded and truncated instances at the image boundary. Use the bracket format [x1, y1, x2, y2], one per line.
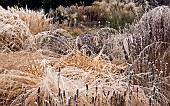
[30, 27, 125, 61]
[124, 6, 170, 106]
[127, 6, 170, 61]
[0, 51, 148, 106]
[0, 5, 170, 106]
[0, 6, 31, 52]
[8, 6, 51, 35]
[0, 6, 51, 53]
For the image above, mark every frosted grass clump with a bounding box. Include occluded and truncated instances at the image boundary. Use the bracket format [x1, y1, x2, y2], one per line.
[0, 56, 148, 106]
[122, 6, 170, 105]
[0, 6, 31, 52]
[8, 6, 51, 35]
[126, 6, 170, 74]
[127, 6, 170, 60]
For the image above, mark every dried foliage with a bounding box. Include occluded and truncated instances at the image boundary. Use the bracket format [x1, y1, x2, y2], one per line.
[0, 6, 31, 52]
[30, 27, 125, 61]
[49, 1, 142, 29]
[0, 4, 170, 106]
[0, 51, 151, 106]
[8, 6, 51, 35]
[130, 6, 170, 55]
[133, 6, 170, 69]
[122, 6, 170, 106]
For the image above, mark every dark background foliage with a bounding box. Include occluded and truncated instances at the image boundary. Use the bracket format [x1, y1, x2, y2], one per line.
[0, 0, 169, 12]
[135, 0, 170, 6]
[0, 0, 95, 12]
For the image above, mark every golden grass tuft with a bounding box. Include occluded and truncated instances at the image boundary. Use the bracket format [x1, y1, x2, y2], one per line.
[1, 4, 170, 106]
[0, 50, 150, 106]
[8, 6, 51, 35]
[60, 50, 126, 73]
[0, 6, 31, 52]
